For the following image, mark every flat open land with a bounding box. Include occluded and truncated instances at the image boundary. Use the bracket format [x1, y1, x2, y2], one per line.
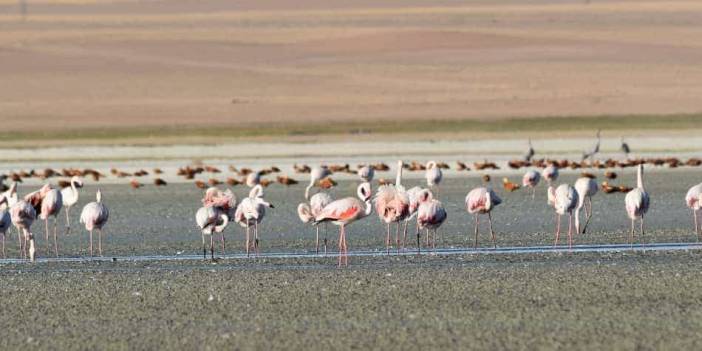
[2, 0, 702, 143]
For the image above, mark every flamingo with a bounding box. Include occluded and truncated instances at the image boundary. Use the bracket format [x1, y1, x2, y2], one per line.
[524, 138, 535, 162]
[402, 186, 424, 250]
[195, 205, 229, 260]
[246, 171, 261, 188]
[40, 186, 63, 257]
[0, 195, 11, 258]
[234, 185, 274, 256]
[79, 189, 110, 257]
[542, 164, 559, 186]
[305, 165, 331, 200]
[416, 189, 447, 251]
[625, 164, 650, 247]
[574, 176, 598, 234]
[425, 161, 443, 197]
[549, 184, 579, 249]
[202, 187, 237, 219]
[522, 170, 541, 199]
[465, 180, 502, 249]
[0, 182, 18, 210]
[297, 191, 332, 254]
[60, 176, 84, 235]
[357, 165, 374, 183]
[374, 160, 410, 254]
[313, 182, 372, 267]
[11, 200, 36, 261]
[685, 183, 702, 238]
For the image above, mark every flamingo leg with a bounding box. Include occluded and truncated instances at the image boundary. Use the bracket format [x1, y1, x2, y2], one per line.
[553, 213, 561, 246]
[221, 232, 226, 256]
[629, 219, 635, 248]
[488, 212, 496, 249]
[694, 209, 699, 240]
[385, 223, 390, 255]
[210, 234, 214, 260]
[53, 217, 59, 258]
[567, 213, 573, 250]
[98, 229, 103, 256]
[45, 218, 50, 253]
[532, 187, 536, 200]
[395, 223, 401, 254]
[323, 223, 328, 256]
[402, 221, 408, 250]
[18, 228, 23, 259]
[343, 226, 348, 266]
[1, 232, 4, 259]
[337, 225, 343, 268]
[89, 230, 93, 257]
[582, 197, 593, 234]
[245, 222, 250, 257]
[432, 229, 437, 252]
[254, 223, 260, 256]
[201, 232, 206, 259]
[474, 214, 480, 249]
[64, 206, 71, 235]
[416, 222, 421, 255]
[315, 226, 320, 254]
[640, 216, 645, 251]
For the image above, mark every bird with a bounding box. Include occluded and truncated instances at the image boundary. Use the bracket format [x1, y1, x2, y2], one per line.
[686, 183, 702, 238]
[524, 138, 535, 162]
[549, 183, 579, 249]
[305, 166, 331, 200]
[502, 178, 520, 192]
[195, 206, 229, 260]
[357, 165, 374, 183]
[0, 195, 11, 258]
[542, 164, 559, 186]
[620, 138, 631, 158]
[79, 189, 110, 257]
[297, 191, 333, 254]
[130, 179, 143, 189]
[402, 186, 425, 250]
[234, 185, 274, 256]
[625, 164, 650, 247]
[522, 170, 541, 199]
[201, 187, 238, 220]
[416, 189, 447, 251]
[39, 185, 63, 257]
[1, 182, 18, 210]
[374, 160, 410, 254]
[154, 178, 167, 186]
[425, 161, 443, 197]
[574, 176, 598, 234]
[465, 179, 502, 249]
[60, 176, 83, 235]
[582, 129, 602, 162]
[11, 200, 36, 261]
[313, 182, 373, 267]
[246, 171, 261, 187]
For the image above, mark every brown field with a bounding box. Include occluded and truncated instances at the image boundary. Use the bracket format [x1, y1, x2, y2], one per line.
[1, 0, 702, 140]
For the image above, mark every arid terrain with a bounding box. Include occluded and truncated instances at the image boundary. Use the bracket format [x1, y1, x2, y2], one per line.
[1, 0, 702, 143]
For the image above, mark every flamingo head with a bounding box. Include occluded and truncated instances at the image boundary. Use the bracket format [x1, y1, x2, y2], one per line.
[96, 189, 103, 203]
[418, 189, 433, 203]
[357, 182, 372, 202]
[72, 176, 85, 188]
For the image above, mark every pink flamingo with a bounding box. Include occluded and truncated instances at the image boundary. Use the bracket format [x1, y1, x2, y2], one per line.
[416, 189, 447, 251]
[79, 189, 110, 257]
[298, 191, 332, 254]
[685, 183, 702, 237]
[425, 161, 443, 197]
[0, 195, 11, 258]
[314, 182, 372, 267]
[234, 185, 274, 256]
[625, 164, 650, 247]
[11, 200, 36, 261]
[402, 186, 424, 250]
[574, 176, 598, 234]
[60, 176, 83, 235]
[202, 187, 237, 218]
[305, 166, 331, 199]
[549, 184, 579, 248]
[41, 186, 63, 257]
[196, 205, 229, 260]
[542, 164, 559, 186]
[374, 160, 410, 254]
[522, 170, 541, 199]
[465, 182, 502, 249]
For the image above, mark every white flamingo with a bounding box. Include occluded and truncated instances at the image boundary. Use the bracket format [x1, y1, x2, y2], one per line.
[625, 164, 650, 247]
[574, 176, 598, 234]
[60, 176, 83, 234]
[425, 161, 443, 197]
[11, 200, 36, 261]
[542, 164, 559, 186]
[416, 189, 447, 251]
[79, 189, 110, 257]
[313, 182, 372, 267]
[235, 185, 274, 256]
[522, 170, 541, 199]
[305, 166, 331, 200]
[195, 205, 229, 260]
[40, 186, 63, 257]
[298, 191, 333, 254]
[685, 183, 702, 238]
[465, 183, 502, 249]
[549, 184, 579, 249]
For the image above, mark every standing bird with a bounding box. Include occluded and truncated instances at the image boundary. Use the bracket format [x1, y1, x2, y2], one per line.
[313, 182, 373, 267]
[0, 195, 11, 258]
[298, 191, 333, 254]
[0, 182, 18, 210]
[10, 200, 36, 261]
[416, 189, 447, 251]
[574, 177, 598, 234]
[357, 165, 375, 183]
[465, 180, 502, 249]
[524, 138, 535, 162]
[40, 186, 63, 257]
[60, 176, 84, 235]
[374, 160, 410, 254]
[245, 171, 261, 188]
[549, 184, 579, 249]
[402, 186, 424, 250]
[195, 206, 229, 260]
[305, 166, 331, 200]
[686, 183, 702, 238]
[425, 161, 443, 197]
[582, 129, 602, 162]
[625, 164, 650, 247]
[542, 164, 559, 186]
[234, 185, 274, 256]
[522, 170, 541, 199]
[79, 189, 109, 257]
[620, 138, 631, 159]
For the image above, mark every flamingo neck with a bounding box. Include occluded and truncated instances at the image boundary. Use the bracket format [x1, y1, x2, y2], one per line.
[637, 166, 644, 189]
[363, 200, 373, 217]
[215, 213, 229, 232]
[395, 163, 403, 187]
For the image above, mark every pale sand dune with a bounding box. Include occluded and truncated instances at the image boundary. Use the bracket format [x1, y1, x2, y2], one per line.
[0, 0, 701, 134]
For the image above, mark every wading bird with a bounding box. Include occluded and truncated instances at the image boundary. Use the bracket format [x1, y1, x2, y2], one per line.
[313, 182, 372, 267]
[298, 191, 333, 254]
[522, 170, 541, 199]
[195, 206, 229, 260]
[425, 161, 443, 197]
[466, 179, 502, 249]
[234, 185, 274, 256]
[542, 164, 559, 186]
[375, 161, 409, 254]
[625, 165, 650, 247]
[305, 166, 331, 200]
[549, 184, 579, 249]
[686, 183, 702, 238]
[417, 189, 447, 251]
[79, 189, 110, 257]
[574, 176, 598, 234]
[0, 196, 11, 258]
[11, 200, 36, 261]
[40, 185, 63, 257]
[60, 176, 83, 235]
